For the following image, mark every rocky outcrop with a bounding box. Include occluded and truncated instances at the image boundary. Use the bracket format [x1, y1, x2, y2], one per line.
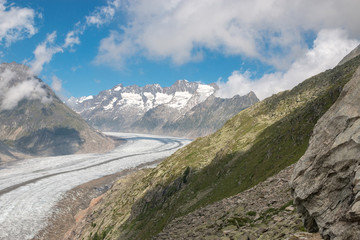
[291, 66, 360, 239]
[155, 165, 321, 240]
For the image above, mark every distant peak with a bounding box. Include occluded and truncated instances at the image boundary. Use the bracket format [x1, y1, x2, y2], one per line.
[113, 84, 123, 91]
[247, 91, 256, 96]
[173, 79, 189, 85]
[209, 83, 219, 90]
[246, 91, 259, 101]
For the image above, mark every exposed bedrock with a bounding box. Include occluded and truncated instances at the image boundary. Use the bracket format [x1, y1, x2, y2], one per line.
[291, 67, 360, 239]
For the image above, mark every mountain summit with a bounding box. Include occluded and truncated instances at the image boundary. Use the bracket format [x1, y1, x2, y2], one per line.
[67, 81, 259, 137]
[0, 62, 115, 163]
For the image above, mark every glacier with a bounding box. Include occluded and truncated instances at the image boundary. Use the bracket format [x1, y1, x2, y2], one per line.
[0, 132, 191, 240]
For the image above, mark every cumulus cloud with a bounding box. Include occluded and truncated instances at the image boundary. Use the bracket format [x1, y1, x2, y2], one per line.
[0, 68, 51, 110]
[86, 0, 121, 27]
[51, 75, 69, 101]
[62, 0, 120, 51]
[63, 30, 80, 48]
[51, 75, 62, 92]
[29, 31, 63, 75]
[216, 29, 360, 100]
[94, 0, 360, 69]
[0, 0, 123, 110]
[94, 31, 136, 68]
[0, 0, 36, 46]
[0, 68, 15, 93]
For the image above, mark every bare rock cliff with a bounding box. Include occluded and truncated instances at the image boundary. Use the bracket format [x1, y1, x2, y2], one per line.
[291, 66, 360, 239]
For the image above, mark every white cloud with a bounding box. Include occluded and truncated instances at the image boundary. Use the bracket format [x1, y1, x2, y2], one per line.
[216, 29, 359, 100]
[71, 65, 82, 72]
[94, 0, 360, 69]
[1, 79, 49, 110]
[62, 0, 120, 52]
[94, 31, 136, 69]
[29, 31, 63, 75]
[0, 68, 15, 94]
[86, 0, 121, 27]
[51, 75, 62, 93]
[0, 0, 36, 46]
[0, 67, 51, 110]
[63, 31, 80, 48]
[51, 75, 69, 101]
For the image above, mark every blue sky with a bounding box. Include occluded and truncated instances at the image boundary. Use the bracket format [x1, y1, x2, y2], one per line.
[1, 0, 360, 100]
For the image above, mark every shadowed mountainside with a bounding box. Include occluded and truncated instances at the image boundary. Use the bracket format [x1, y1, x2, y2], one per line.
[0, 62, 115, 163]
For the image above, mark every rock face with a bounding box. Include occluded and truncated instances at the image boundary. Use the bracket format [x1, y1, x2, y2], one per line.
[161, 92, 259, 138]
[155, 164, 320, 240]
[67, 80, 259, 138]
[291, 66, 360, 239]
[0, 62, 115, 162]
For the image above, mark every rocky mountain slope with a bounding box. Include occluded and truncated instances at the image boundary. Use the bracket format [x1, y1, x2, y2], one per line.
[155, 164, 321, 240]
[291, 63, 360, 239]
[0, 62, 115, 163]
[68, 165, 322, 240]
[65, 47, 360, 239]
[67, 81, 259, 138]
[160, 92, 258, 137]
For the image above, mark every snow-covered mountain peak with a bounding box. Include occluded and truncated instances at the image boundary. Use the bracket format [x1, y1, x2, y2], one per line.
[64, 79, 258, 136]
[68, 81, 217, 113]
[113, 84, 123, 91]
[78, 95, 93, 103]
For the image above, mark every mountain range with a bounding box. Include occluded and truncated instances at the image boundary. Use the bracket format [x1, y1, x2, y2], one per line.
[67, 80, 259, 138]
[0, 62, 115, 163]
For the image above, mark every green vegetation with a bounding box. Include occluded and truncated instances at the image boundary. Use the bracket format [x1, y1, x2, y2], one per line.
[90, 225, 113, 240]
[227, 216, 252, 227]
[246, 211, 257, 216]
[79, 56, 360, 240]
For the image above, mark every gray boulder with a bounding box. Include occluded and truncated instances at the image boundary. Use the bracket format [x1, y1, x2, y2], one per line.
[290, 66, 360, 239]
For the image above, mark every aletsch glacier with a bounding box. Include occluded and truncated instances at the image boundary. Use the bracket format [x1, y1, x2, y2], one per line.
[0, 132, 191, 240]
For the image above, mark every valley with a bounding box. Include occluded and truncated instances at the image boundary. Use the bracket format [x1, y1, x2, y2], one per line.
[1, 2, 360, 239]
[0, 133, 191, 240]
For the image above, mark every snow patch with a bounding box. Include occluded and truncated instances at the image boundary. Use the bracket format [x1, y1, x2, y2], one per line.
[144, 92, 154, 110]
[196, 84, 215, 102]
[155, 93, 172, 106]
[103, 97, 118, 110]
[118, 93, 144, 108]
[144, 92, 154, 99]
[167, 91, 192, 110]
[78, 95, 93, 103]
[114, 85, 122, 91]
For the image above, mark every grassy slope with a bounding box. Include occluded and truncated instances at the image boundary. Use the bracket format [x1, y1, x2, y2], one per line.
[83, 56, 360, 240]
